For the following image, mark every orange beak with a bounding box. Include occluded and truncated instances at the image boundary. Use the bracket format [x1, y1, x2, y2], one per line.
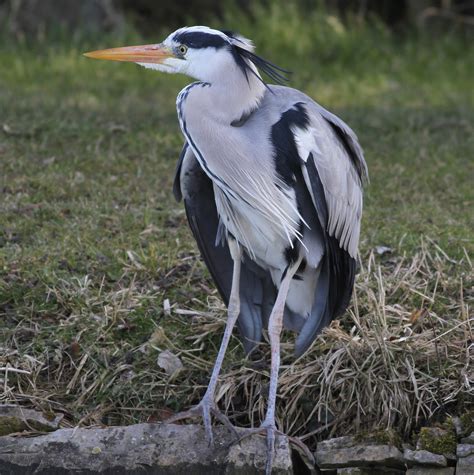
[83, 43, 174, 64]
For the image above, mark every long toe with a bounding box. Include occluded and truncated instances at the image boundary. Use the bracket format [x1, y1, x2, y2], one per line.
[166, 397, 239, 446]
[165, 407, 198, 424]
[230, 423, 278, 474]
[232, 425, 314, 474]
[210, 407, 240, 439]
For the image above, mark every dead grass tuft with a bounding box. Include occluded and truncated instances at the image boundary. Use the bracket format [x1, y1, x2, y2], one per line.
[220, 238, 473, 443]
[1, 237, 472, 447]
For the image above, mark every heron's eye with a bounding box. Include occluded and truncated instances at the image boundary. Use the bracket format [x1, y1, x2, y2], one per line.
[178, 45, 188, 55]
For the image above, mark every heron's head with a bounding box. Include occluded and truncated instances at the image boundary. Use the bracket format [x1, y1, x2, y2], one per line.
[84, 26, 288, 86]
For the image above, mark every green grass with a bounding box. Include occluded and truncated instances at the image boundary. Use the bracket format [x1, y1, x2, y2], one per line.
[0, 3, 472, 447]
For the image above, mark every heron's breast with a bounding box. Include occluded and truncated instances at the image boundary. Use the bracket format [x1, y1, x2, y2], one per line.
[213, 184, 299, 271]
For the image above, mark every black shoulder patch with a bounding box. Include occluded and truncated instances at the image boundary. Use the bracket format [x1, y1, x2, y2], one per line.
[271, 102, 310, 187]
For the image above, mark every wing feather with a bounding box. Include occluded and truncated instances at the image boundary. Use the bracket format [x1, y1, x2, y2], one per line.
[290, 102, 366, 355]
[294, 103, 367, 258]
[178, 144, 268, 353]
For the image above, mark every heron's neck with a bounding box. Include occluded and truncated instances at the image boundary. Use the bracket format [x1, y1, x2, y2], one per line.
[180, 73, 266, 126]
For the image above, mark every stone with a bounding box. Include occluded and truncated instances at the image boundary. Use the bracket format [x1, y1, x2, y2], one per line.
[225, 431, 293, 474]
[456, 444, 474, 475]
[406, 468, 454, 475]
[0, 423, 294, 474]
[316, 437, 404, 469]
[456, 454, 474, 475]
[461, 432, 474, 444]
[457, 444, 474, 458]
[0, 404, 63, 436]
[318, 436, 355, 451]
[337, 467, 404, 474]
[403, 448, 447, 467]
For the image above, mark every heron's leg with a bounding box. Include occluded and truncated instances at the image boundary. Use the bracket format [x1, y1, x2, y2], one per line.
[167, 238, 242, 443]
[262, 256, 302, 475]
[223, 255, 315, 471]
[203, 238, 242, 399]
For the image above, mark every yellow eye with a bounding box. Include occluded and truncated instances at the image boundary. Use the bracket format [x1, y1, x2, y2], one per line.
[179, 45, 188, 55]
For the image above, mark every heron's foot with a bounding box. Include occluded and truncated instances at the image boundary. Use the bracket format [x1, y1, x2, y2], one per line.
[235, 422, 315, 474]
[166, 394, 238, 445]
[232, 420, 278, 475]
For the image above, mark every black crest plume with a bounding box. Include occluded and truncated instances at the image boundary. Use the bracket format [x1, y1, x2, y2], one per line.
[222, 30, 291, 86]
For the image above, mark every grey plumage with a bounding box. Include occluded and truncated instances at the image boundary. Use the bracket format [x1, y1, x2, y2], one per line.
[174, 84, 367, 356]
[175, 145, 264, 352]
[85, 26, 367, 474]
[169, 31, 367, 470]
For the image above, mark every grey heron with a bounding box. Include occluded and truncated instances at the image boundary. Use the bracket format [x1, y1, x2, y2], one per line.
[85, 26, 368, 473]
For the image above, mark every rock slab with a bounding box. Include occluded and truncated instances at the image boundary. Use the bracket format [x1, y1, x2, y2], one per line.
[403, 449, 447, 467]
[461, 432, 474, 444]
[0, 423, 293, 474]
[456, 443, 474, 475]
[457, 456, 474, 475]
[337, 467, 404, 474]
[316, 437, 404, 469]
[406, 468, 454, 475]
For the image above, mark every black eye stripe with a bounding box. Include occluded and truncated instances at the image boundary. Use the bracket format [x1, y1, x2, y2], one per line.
[173, 31, 228, 49]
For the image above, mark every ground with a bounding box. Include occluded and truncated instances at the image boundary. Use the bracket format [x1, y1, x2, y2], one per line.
[0, 5, 472, 449]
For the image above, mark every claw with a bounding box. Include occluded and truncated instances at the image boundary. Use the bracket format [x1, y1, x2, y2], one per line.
[166, 395, 239, 446]
[231, 422, 278, 474]
[210, 407, 240, 439]
[233, 423, 314, 474]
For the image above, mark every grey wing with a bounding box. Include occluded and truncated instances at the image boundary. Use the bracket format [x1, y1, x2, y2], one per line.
[175, 143, 278, 353]
[295, 104, 367, 258]
[291, 103, 367, 355]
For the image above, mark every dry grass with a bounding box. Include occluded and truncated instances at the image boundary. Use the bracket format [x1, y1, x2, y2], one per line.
[220, 238, 473, 442]
[2, 237, 472, 447]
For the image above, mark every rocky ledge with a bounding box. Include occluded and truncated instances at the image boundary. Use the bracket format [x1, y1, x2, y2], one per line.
[316, 430, 474, 475]
[0, 405, 473, 474]
[0, 422, 296, 474]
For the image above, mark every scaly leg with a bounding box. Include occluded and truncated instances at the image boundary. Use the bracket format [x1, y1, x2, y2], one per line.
[234, 256, 305, 473]
[262, 256, 302, 474]
[167, 238, 243, 444]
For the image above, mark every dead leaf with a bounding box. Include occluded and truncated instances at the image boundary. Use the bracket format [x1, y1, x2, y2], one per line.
[157, 350, 183, 376]
[409, 308, 427, 326]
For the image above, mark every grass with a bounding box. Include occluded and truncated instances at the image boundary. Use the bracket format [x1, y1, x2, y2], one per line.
[0, 3, 473, 450]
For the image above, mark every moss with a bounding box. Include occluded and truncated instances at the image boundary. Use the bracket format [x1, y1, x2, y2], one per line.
[355, 429, 402, 449]
[0, 417, 27, 436]
[417, 425, 457, 455]
[0, 416, 56, 436]
[460, 410, 474, 435]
